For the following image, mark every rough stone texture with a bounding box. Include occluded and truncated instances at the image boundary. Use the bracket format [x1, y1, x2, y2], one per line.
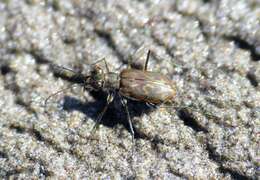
[0, 0, 259, 179]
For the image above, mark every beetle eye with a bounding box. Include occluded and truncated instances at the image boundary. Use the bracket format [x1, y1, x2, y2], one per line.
[93, 69, 102, 81]
[88, 66, 104, 89]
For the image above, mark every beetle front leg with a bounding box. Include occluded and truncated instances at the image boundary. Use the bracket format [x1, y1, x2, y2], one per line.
[91, 58, 110, 73]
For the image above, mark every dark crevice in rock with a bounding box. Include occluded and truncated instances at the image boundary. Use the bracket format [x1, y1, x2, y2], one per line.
[5, 168, 27, 178]
[225, 36, 260, 61]
[166, 164, 184, 178]
[133, 127, 152, 142]
[9, 124, 64, 153]
[0, 151, 8, 159]
[177, 108, 208, 133]
[9, 124, 26, 134]
[27, 155, 54, 178]
[1, 68, 20, 94]
[202, 0, 212, 3]
[246, 71, 258, 87]
[29, 128, 64, 153]
[15, 97, 38, 116]
[150, 33, 175, 58]
[1, 64, 38, 116]
[48, 0, 60, 11]
[6, 82, 20, 94]
[197, 18, 211, 41]
[0, 65, 12, 75]
[94, 29, 126, 63]
[206, 143, 254, 179]
[219, 167, 254, 180]
[150, 135, 165, 153]
[31, 129, 45, 142]
[29, 50, 50, 64]
[27, 159, 54, 178]
[62, 37, 76, 45]
[205, 143, 224, 163]
[39, 164, 53, 178]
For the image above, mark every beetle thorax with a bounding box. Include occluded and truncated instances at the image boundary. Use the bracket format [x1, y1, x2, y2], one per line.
[103, 72, 120, 91]
[87, 65, 119, 91]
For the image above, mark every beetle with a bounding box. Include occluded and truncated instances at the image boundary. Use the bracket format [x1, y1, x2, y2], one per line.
[45, 50, 176, 147]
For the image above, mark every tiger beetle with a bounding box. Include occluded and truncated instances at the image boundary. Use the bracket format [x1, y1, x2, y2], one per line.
[45, 50, 176, 152]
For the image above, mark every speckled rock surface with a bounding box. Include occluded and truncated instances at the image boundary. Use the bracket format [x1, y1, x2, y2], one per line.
[0, 0, 259, 179]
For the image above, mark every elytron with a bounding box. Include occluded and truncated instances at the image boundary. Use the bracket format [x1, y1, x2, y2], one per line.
[45, 50, 176, 146]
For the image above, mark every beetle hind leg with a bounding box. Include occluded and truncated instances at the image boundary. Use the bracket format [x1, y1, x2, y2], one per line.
[143, 50, 151, 71]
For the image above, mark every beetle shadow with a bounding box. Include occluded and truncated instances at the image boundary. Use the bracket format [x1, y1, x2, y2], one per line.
[62, 90, 154, 138]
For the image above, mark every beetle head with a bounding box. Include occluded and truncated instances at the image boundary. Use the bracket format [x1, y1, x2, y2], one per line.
[86, 65, 105, 90]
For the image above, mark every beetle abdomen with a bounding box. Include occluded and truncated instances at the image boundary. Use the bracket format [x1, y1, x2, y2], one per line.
[119, 69, 176, 104]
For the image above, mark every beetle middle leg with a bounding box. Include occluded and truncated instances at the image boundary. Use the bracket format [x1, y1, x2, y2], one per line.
[90, 92, 114, 134]
[120, 96, 135, 153]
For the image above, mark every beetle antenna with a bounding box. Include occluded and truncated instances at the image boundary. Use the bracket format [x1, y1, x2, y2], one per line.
[44, 83, 83, 113]
[51, 63, 78, 74]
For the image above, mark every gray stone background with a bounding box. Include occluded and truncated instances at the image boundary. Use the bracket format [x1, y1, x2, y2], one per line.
[0, 0, 259, 179]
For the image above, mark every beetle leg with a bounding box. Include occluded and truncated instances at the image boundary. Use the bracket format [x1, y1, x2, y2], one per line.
[146, 102, 157, 109]
[102, 58, 110, 73]
[44, 84, 81, 114]
[143, 50, 151, 71]
[120, 97, 135, 153]
[91, 58, 110, 73]
[90, 92, 114, 134]
[127, 56, 132, 69]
